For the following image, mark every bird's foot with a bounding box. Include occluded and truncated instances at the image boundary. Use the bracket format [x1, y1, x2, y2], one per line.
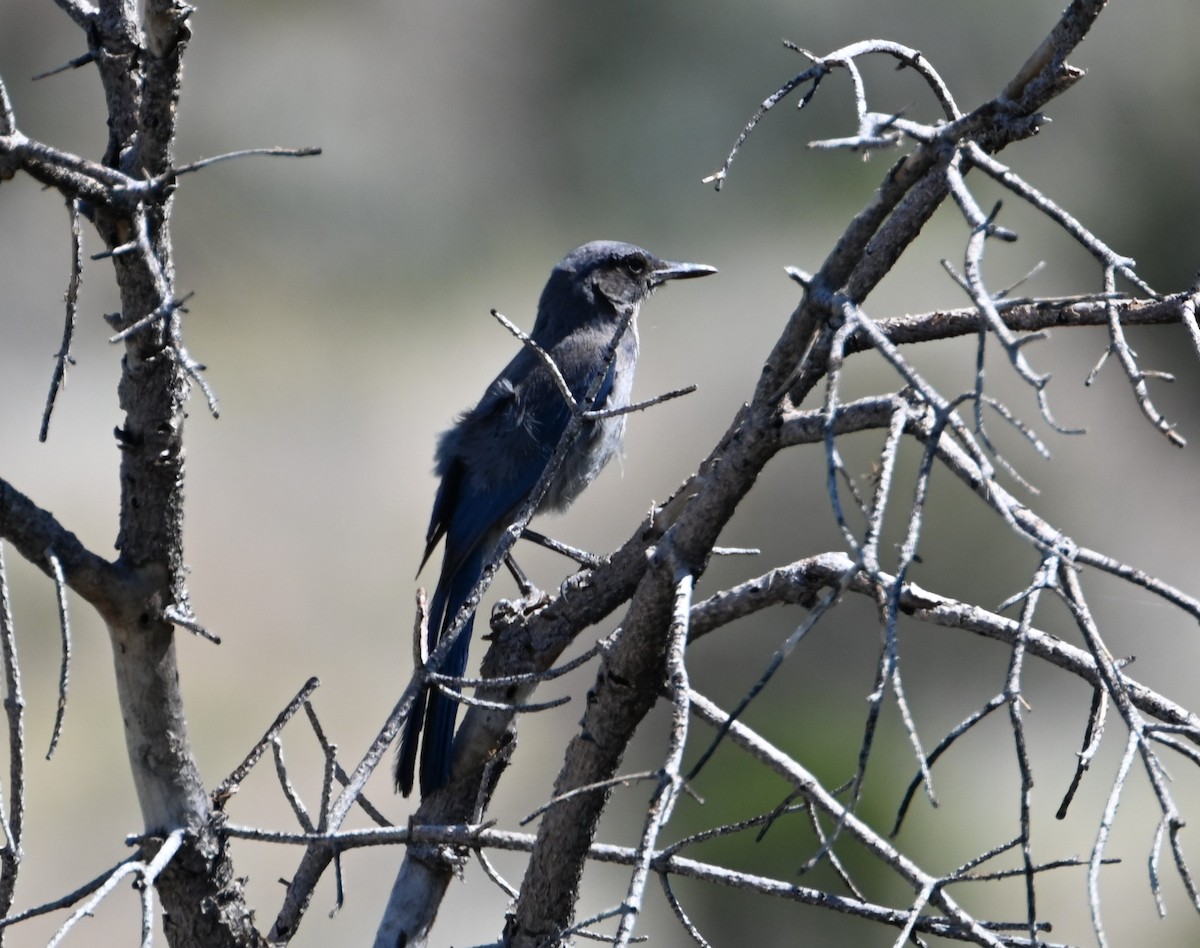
[559, 569, 597, 602]
[492, 586, 553, 629]
[504, 553, 540, 598]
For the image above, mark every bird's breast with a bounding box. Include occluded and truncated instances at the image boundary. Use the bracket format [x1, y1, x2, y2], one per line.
[540, 349, 635, 512]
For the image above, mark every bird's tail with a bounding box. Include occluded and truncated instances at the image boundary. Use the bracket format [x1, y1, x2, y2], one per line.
[395, 550, 482, 797]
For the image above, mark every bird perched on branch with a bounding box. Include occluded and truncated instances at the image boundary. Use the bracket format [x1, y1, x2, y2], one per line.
[397, 240, 716, 798]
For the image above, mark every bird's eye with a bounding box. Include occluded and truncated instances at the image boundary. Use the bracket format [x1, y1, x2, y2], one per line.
[625, 259, 646, 276]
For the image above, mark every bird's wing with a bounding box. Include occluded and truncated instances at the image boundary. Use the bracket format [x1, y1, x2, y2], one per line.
[419, 457, 459, 574]
[424, 342, 616, 602]
[427, 375, 548, 581]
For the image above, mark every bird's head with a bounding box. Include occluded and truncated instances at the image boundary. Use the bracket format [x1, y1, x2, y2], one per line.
[535, 240, 716, 340]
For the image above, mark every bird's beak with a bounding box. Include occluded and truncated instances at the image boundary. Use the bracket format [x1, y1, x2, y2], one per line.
[649, 260, 718, 286]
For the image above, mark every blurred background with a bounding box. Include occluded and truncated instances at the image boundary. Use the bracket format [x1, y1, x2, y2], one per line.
[1, 0, 1198, 944]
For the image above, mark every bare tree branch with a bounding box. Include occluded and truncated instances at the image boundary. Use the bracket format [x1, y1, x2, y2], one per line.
[0, 547, 26, 927]
[38, 200, 84, 442]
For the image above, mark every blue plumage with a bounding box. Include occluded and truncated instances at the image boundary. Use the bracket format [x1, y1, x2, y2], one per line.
[397, 241, 715, 797]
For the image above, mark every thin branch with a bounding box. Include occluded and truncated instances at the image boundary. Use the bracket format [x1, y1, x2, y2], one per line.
[1004, 554, 1057, 942]
[0, 546, 27, 923]
[304, 701, 392, 829]
[893, 695, 1007, 836]
[475, 845, 520, 900]
[315, 717, 338, 835]
[519, 771, 662, 828]
[273, 737, 315, 833]
[39, 200, 84, 442]
[705, 38, 960, 189]
[1071, 546, 1200, 621]
[1180, 282, 1200, 361]
[107, 289, 194, 343]
[0, 75, 15, 136]
[583, 384, 696, 421]
[170, 145, 322, 178]
[658, 874, 712, 948]
[427, 673, 571, 714]
[614, 566, 693, 946]
[491, 308, 578, 413]
[1057, 675, 1112, 820]
[43, 553, 71, 760]
[966, 144, 1149, 293]
[213, 676, 321, 806]
[1087, 732, 1138, 948]
[30, 50, 98, 81]
[0, 855, 140, 930]
[162, 605, 220, 644]
[45, 830, 185, 948]
[1094, 266, 1184, 446]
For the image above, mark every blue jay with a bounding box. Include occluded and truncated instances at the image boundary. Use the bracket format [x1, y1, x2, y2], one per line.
[396, 240, 716, 797]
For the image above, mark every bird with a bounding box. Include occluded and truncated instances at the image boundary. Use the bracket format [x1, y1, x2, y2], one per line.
[396, 240, 716, 798]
